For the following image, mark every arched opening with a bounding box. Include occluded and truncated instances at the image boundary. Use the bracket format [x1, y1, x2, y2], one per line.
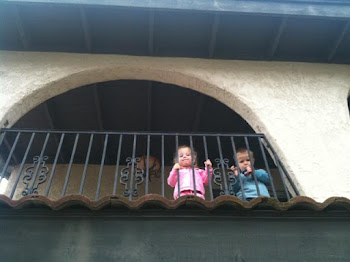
[14, 80, 254, 133]
[0, 80, 296, 201]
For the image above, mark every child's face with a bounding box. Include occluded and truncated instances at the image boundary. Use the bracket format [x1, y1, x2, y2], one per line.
[237, 152, 254, 170]
[178, 147, 193, 167]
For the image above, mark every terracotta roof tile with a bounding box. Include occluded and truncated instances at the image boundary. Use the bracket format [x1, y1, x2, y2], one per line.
[0, 194, 350, 212]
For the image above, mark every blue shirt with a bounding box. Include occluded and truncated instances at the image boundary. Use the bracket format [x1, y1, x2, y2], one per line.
[231, 169, 271, 199]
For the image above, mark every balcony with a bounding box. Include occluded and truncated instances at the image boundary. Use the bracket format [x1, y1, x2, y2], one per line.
[0, 129, 298, 203]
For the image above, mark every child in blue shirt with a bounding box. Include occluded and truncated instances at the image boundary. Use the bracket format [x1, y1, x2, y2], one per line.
[230, 148, 270, 200]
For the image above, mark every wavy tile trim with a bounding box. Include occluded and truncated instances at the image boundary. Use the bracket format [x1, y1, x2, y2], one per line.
[1, 194, 350, 212]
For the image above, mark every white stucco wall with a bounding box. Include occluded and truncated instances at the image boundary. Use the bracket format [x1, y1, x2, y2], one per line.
[0, 51, 349, 201]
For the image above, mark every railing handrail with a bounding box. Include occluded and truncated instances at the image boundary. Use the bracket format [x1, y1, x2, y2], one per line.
[0, 128, 265, 137]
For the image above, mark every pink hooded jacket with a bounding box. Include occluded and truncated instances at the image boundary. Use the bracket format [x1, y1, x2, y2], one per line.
[167, 167, 213, 200]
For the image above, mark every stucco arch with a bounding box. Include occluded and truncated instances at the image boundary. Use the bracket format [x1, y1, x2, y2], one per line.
[2, 65, 265, 137]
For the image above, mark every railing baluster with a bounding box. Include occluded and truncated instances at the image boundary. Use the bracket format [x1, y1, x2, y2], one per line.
[4, 138, 19, 164]
[258, 137, 277, 198]
[279, 160, 300, 196]
[128, 134, 137, 200]
[145, 135, 150, 195]
[10, 133, 35, 199]
[61, 133, 79, 197]
[161, 135, 165, 197]
[189, 136, 197, 196]
[244, 136, 261, 196]
[0, 132, 21, 184]
[230, 136, 246, 201]
[216, 136, 229, 194]
[0, 131, 6, 149]
[95, 134, 109, 200]
[175, 135, 180, 199]
[79, 133, 94, 195]
[113, 135, 123, 195]
[203, 136, 213, 201]
[263, 137, 292, 200]
[0, 132, 7, 180]
[45, 133, 65, 197]
[26, 133, 50, 195]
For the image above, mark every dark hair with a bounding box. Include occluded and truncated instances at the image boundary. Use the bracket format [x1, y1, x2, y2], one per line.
[173, 145, 198, 166]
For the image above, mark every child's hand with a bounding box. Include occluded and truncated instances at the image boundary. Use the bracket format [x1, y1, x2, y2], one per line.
[230, 165, 239, 176]
[204, 159, 212, 168]
[173, 163, 181, 170]
[246, 166, 252, 175]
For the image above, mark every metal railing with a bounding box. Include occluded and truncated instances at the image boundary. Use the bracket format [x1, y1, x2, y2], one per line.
[0, 129, 299, 202]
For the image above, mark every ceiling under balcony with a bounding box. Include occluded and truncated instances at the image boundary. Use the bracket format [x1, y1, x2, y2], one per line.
[0, 0, 350, 64]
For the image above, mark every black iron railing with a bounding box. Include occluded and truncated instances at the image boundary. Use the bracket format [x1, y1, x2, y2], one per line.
[0, 129, 299, 201]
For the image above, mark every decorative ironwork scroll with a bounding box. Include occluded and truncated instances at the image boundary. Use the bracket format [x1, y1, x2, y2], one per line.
[213, 158, 237, 196]
[22, 156, 49, 196]
[120, 157, 145, 197]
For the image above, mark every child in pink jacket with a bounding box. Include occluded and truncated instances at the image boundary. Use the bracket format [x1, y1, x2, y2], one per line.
[167, 145, 212, 200]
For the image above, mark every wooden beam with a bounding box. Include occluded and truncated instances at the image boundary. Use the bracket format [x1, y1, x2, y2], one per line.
[148, 10, 155, 56]
[92, 84, 109, 163]
[328, 20, 350, 62]
[43, 102, 56, 130]
[147, 82, 153, 131]
[93, 84, 104, 130]
[192, 94, 206, 132]
[44, 101, 66, 163]
[13, 5, 29, 50]
[79, 7, 92, 53]
[208, 14, 220, 58]
[267, 16, 287, 60]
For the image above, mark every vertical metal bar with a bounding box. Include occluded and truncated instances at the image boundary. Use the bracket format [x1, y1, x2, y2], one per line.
[61, 133, 79, 197]
[189, 136, 197, 196]
[27, 133, 50, 193]
[244, 136, 261, 196]
[145, 135, 150, 194]
[95, 134, 109, 200]
[4, 138, 19, 164]
[161, 135, 165, 197]
[128, 134, 137, 200]
[230, 136, 246, 201]
[0, 132, 6, 172]
[279, 161, 300, 196]
[263, 137, 292, 200]
[0, 132, 21, 184]
[258, 137, 277, 198]
[79, 133, 94, 194]
[203, 136, 213, 201]
[216, 136, 228, 194]
[175, 135, 180, 199]
[113, 135, 123, 195]
[10, 133, 35, 199]
[45, 133, 65, 197]
[0, 131, 6, 149]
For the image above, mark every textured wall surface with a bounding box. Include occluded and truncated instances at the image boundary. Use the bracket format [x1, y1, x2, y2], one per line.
[0, 51, 349, 201]
[1, 211, 350, 262]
